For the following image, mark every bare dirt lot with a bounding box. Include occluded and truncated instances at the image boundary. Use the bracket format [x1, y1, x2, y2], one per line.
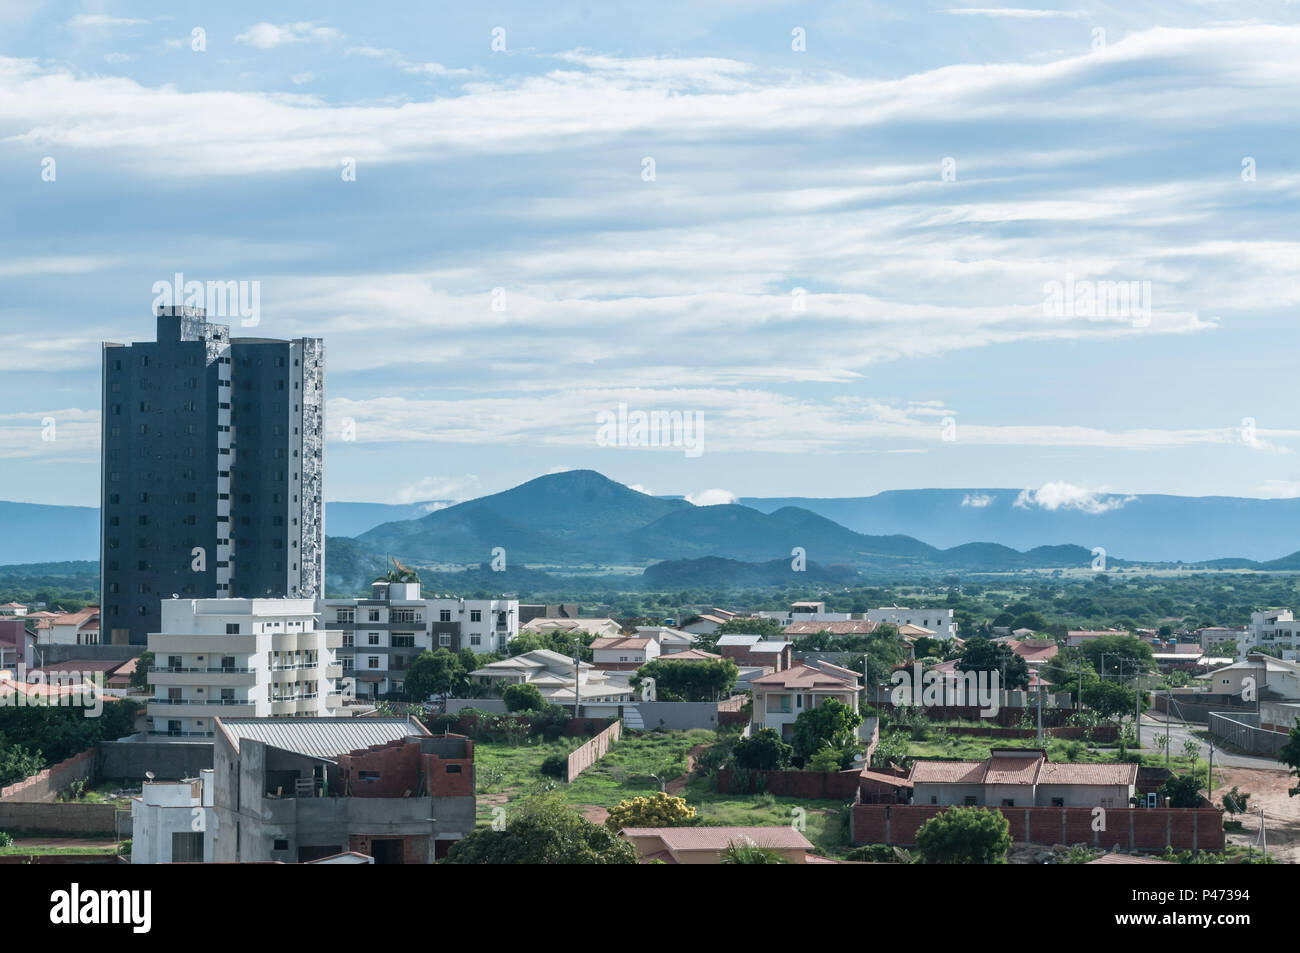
[1214, 767, 1299, 864]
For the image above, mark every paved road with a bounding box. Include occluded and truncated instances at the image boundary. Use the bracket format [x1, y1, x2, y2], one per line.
[1138, 713, 1280, 770]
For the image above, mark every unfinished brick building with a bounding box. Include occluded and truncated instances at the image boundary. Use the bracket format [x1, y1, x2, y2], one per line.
[211, 716, 476, 863]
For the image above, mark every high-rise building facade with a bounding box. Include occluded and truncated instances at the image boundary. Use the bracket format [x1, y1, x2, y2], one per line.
[101, 308, 324, 645]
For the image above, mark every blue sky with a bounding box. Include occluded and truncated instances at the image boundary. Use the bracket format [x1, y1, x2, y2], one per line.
[2, 1, 1299, 513]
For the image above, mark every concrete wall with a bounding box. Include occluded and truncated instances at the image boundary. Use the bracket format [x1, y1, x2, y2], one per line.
[624, 701, 721, 730]
[0, 801, 124, 835]
[98, 741, 214, 781]
[445, 698, 507, 714]
[1151, 692, 1256, 725]
[567, 720, 621, 782]
[0, 748, 96, 803]
[850, 804, 1224, 851]
[1208, 712, 1291, 756]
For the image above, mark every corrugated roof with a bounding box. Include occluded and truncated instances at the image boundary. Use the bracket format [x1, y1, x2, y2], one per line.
[216, 717, 428, 761]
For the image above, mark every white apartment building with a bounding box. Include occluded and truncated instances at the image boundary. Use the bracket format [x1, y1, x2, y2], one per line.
[146, 598, 341, 738]
[1244, 610, 1300, 656]
[319, 581, 518, 699]
[131, 771, 215, 864]
[865, 606, 958, 639]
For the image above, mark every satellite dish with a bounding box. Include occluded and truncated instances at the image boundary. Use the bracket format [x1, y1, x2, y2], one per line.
[145, 771, 155, 781]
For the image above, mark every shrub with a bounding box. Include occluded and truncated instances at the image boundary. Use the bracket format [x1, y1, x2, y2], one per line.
[604, 792, 695, 831]
[915, 807, 1011, 864]
[732, 728, 793, 770]
[0, 831, 12, 848]
[807, 747, 843, 772]
[503, 683, 546, 713]
[540, 753, 568, 780]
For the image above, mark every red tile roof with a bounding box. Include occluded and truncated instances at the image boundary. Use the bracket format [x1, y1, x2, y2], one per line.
[750, 662, 858, 691]
[909, 753, 1138, 788]
[590, 637, 652, 651]
[621, 826, 812, 851]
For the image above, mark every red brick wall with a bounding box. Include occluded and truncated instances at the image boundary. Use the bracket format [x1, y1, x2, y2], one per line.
[348, 833, 430, 864]
[336, 734, 475, 798]
[717, 768, 862, 800]
[850, 804, 1224, 851]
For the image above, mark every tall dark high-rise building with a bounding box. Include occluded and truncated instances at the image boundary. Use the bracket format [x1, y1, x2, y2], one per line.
[100, 307, 324, 645]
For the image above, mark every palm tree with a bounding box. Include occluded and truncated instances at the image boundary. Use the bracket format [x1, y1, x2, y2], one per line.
[719, 839, 789, 864]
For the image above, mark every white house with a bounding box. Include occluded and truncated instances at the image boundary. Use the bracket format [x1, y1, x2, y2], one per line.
[634, 626, 696, 655]
[1244, 610, 1300, 656]
[865, 607, 957, 639]
[130, 771, 215, 863]
[41, 607, 101, 646]
[147, 598, 341, 738]
[520, 617, 622, 639]
[1203, 654, 1300, 700]
[469, 649, 633, 703]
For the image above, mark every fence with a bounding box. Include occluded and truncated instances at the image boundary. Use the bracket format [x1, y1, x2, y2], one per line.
[850, 803, 1223, 851]
[716, 767, 862, 800]
[567, 720, 622, 782]
[0, 747, 97, 803]
[1208, 711, 1291, 757]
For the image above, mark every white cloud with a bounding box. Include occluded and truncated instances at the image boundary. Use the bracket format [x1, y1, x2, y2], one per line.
[235, 22, 343, 50]
[943, 8, 1086, 18]
[392, 474, 481, 504]
[1013, 482, 1136, 514]
[68, 15, 148, 29]
[686, 488, 737, 506]
[961, 493, 995, 508]
[626, 484, 656, 496]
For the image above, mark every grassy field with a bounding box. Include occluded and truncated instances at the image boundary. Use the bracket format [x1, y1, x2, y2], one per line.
[473, 728, 855, 856]
[891, 730, 1199, 770]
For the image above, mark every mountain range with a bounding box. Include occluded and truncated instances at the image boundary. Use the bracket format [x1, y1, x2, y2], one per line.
[9, 471, 1300, 578]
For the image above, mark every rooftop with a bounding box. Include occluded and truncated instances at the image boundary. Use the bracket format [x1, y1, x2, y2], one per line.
[215, 716, 429, 761]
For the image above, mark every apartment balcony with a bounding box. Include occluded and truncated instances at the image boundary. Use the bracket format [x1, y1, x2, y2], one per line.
[148, 698, 257, 718]
[325, 663, 342, 679]
[149, 667, 256, 687]
[325, 631, 345, 650]
[324, 691, 344, 709]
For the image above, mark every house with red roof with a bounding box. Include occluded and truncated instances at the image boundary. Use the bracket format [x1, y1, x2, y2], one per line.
[620, 826, 815, 864]
[589, 635, 660, 671]
[750, 660, 862, 740]
[908, 748, 1137, 809]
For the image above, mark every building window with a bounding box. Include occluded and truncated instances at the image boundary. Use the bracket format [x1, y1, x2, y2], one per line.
[470, 609, 482, 622]
[439, 610, 451, 623]
[226, 623, 240, 634]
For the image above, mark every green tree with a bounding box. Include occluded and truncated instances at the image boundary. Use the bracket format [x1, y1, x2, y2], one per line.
[1280, 721, 1300, 798]
[1160, 772, 1204, 808]
[130, 651, 154, 693]
[791, 698, 862, 763]
[731, 728, 793, 770]
[0, 745, 43, 788]
[630, 657, 738, 702]
[502, 682, 546, 712]
[444, 793, 637, 864]
[956, 636, 1029, 690]
[914, 806, 1012, 864]
[404, 649, 465, 700]
[604, 792, 695, 831]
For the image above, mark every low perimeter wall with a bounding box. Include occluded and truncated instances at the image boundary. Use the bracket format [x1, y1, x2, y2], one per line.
[0, 748, 96, 803]
[850, 804, 1223, 851]
[717, 768, 863, 800]
[0, 801, 124, 835]
[1208, 712, 1291, 757]
[567, 720, 622, 782]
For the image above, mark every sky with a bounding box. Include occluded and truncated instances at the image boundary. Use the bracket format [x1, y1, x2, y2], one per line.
[2, 1, 1299, 512]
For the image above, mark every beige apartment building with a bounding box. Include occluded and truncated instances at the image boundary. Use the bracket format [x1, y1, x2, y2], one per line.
[146, 598, 343, 738]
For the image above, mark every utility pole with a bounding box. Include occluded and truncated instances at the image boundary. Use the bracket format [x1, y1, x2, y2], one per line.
[1207, 739, 1214, 806]
[572, 652, 581, 719]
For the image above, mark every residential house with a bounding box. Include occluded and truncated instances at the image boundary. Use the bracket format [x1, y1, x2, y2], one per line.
[783, 620, 880, 640]
[865, 606, 958, 639]
[750, 660, 862, 741]
[717, 634, 792, 671]
[0, 602, 28, 617]
[210, 716, 475, 863]
[909, 748, 1137, 808]
[1202, 654, 1300, 701]
[1195, 626, 1246, 652]
[41, 607, 101, 646]
[590, 636, 660, 671]
[681, 610, 737, 636]
[1244, 610, 1300, 655]
[469, 649, 633, 703]
[520, 617, 622, 639]
[620, 826, 815, 864]
[633, 625, 695, 655]
[1065, 628, 1128, 648]
[131, 772, 216, 863]
[0, 619, 35, 671]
